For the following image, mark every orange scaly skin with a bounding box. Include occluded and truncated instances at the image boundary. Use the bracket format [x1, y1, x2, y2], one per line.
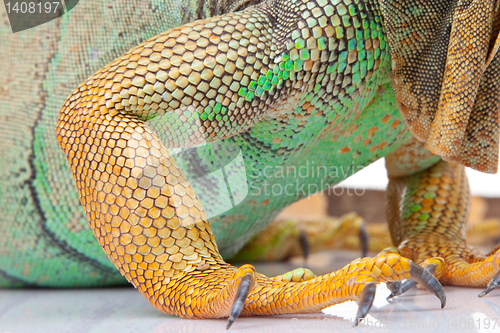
[387, 157, 500, 287]
[147, 254, 413, 318]
[241, 254, 411, 316]
[148, 254, 413, 318]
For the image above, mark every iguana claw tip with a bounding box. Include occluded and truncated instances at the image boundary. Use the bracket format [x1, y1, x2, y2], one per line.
[354, 282, 376, 327]
[409, 262, 446, 308]
[226, 273, 253, 329]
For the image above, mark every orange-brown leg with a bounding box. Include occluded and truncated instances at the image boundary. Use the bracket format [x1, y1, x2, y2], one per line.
[230, 213, 369, 262]
[387, 160, 500, 296]
[57, 107, 444, 327]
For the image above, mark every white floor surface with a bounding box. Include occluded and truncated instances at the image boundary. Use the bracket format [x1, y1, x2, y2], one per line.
[1, 251, 500, 333]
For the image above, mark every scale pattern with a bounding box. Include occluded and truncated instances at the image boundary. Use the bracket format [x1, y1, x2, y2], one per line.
[382, 0, 500, 173]
[1, 0, 500, 323]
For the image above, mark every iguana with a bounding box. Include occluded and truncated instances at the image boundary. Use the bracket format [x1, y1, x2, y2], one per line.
[1, 0, 500, 328]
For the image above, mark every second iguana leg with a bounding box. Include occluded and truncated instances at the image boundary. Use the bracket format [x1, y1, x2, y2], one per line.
[234, 205, 500, 264]
[230, 213, 369, 262]
[387, 160, 500, 296]
[57, 106, 445, 327]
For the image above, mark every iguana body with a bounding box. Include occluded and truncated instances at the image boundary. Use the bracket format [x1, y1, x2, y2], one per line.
[1, 0, 499, 326]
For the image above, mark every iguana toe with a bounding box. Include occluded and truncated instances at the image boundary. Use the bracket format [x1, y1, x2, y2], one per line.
[227, 254, 445, 326]
[386, 261, 439, 300]
[226, 265, 255, 329]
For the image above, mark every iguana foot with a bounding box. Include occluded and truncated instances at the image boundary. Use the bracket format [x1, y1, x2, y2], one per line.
[54, 6, 446, 326]
[386, 159, 500, 298]
[150, 253, 444, 328]
[227, 253, 444, 327]
[395, 238, 500, 297]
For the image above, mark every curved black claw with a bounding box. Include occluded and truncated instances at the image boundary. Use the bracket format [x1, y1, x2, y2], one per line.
[226, 273, 253, 330]
[387, 263, 438, 300]
[387, 280, 417, 300]
[386, 281, 402, 300]
[298, 228, 309, 261]
[479, 270, 500, 297]
[354, 282, 376, 326]
[408, 262, 446, 308]
[358, 223, 368, 258]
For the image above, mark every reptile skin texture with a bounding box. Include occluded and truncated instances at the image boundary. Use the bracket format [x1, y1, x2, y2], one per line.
[1, 0, 500, 323]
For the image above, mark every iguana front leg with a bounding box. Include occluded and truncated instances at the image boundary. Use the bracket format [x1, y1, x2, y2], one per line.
[56, 0, 444, 327]
[386, 139, 500, 296]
